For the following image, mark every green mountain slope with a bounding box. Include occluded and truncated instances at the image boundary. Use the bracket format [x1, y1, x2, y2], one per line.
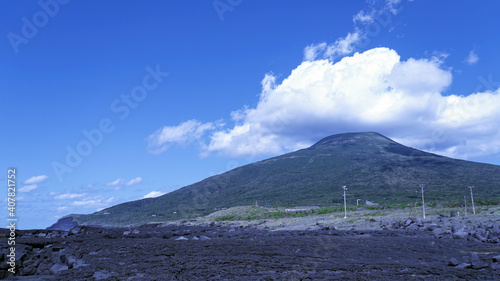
[60, 132, 500, 227]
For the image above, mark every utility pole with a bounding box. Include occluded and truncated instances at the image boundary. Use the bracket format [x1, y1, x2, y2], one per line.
[464, 195, 467, 216]
[420, 184, 425, 219]
[342, 186, 347, 219]
[468, 186, 475, 215]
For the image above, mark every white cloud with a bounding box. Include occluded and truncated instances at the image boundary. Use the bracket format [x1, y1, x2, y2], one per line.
[385, 0, 402, 15]
[19, 175, 49, 193]
[304, 0, 403, 62]
[353, 10, 374, 24]
[304, 43, 327, 61]
[142, 191, 165, 199]
[388, 57, 452, 95]
[105, 177, 142, 188]
[23, 175, 48, 185]
[125, 177, 142, 186]
[304, 0, 401, 61]
[465, 50, 479, 65]
[325, 32, 362, 59]
[55, 193, 86, 200]
[196, 47, 500, 161]
[106, 178, 124, 186]
[147, 119, 216, 154]
[304, 32, 362, 61]
[145, 1, 499, 163]
[72, 196, 114, 208]
[56, 206, 69, 212]
[19, 185, 38, 193]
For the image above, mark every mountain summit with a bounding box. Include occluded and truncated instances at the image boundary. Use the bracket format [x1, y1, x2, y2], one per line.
[51, 132, 500, 228]
[311, 132, 393, 147]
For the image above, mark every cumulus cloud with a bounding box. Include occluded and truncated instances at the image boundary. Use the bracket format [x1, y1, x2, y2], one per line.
[163, 47, 500, 161]
[147, 119, 217, 154]
[142, 191, 165, 199]
[23, 175, 49, 185]
[465, 50, 479, 65]
[145, 1, 500, 163]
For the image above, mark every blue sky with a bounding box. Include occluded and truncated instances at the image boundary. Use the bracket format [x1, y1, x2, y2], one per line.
[2, 0, 500, 229]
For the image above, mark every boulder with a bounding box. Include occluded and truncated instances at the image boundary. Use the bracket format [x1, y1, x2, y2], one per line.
[50, 262, 68, 274]
[471, 231, 487, 242]
[407, 224, 419, 231]
[448, 258, 459, 266]
[451, 224, 463, 233]
[471, 260, 489, 269]
[452, 230, 468, 240]
[69, 226, 82, 235]
[455, 263, 472, 269]
[93, 270, 113, 280]
[487, 236, 500, 243]
[432, 228, 444, 237]
[426, 224, 440, 231]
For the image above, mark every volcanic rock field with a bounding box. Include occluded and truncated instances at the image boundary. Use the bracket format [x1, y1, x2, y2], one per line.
[2, 211, 500, 280]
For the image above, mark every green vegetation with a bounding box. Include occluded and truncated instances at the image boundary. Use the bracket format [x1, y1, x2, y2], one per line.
[63, 132, 500, 228]
[212, 202, 500, 224]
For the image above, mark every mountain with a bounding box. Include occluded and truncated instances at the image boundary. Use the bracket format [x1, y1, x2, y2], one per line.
[51, 132, 500, 228]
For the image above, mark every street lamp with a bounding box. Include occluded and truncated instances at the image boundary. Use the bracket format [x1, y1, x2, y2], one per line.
[468, 186, 476, 215]
[342, 186, 347, 219]
[419, 184, 425, 219]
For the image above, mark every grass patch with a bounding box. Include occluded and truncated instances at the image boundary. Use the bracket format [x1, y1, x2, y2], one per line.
[214, 215, 237, 222]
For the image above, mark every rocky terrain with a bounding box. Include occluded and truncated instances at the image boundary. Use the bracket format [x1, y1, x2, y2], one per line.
[2, 209, 500, 280]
